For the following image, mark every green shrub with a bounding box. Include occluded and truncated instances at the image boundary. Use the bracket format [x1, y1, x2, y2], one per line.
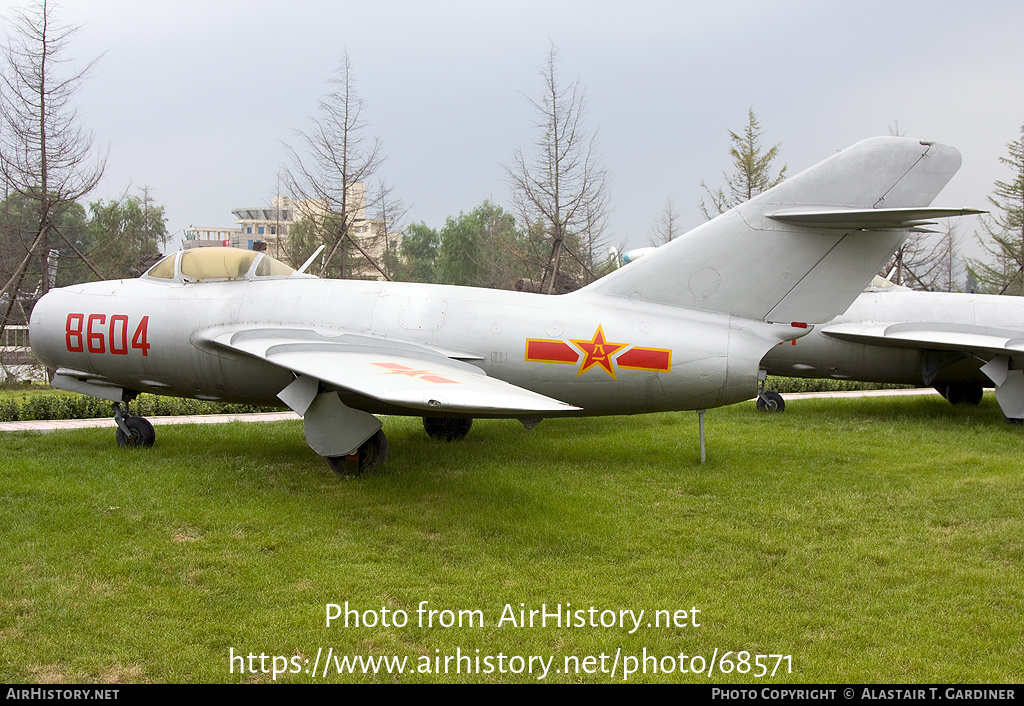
[0, 388, 275, 421]
[766, 376, 915, 394]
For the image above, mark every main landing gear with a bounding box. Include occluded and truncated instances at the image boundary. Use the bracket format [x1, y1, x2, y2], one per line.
[937, 382, 984, 407]
[757, 370, 786, 409]
[324, 415, 474, 477]
[756, 390, 786, 413]
[113, 402, 155, 447]
[755, 370, 785, 413]
[423, 416, 473, 441]
[326, 429, 389, 476]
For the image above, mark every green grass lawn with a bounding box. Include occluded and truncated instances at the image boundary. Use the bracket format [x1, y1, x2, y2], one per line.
[1, 393, 1020, 683]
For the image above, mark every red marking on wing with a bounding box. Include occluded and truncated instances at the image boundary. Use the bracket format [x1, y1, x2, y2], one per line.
[371, 362, 460, 384]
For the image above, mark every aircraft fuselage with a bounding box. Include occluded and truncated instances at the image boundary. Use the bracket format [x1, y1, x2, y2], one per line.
[30, 276, 798, 418]
[762, 290, 1024, 387]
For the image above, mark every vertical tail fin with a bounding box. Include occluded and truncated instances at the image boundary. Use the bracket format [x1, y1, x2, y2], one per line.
[584, 137, 966, 324]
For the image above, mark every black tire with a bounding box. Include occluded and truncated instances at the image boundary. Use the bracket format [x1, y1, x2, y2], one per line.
[942, 382, 984, 406]
[326, 429, 388, 476]
[116, 416, 156, 448]
[423, 416, 473, 441]
[756, 390, 785, 413]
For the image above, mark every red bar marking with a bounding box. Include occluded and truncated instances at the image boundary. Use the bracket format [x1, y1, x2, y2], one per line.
[525, 339, 579, 364]
[616, 347, 672, 373]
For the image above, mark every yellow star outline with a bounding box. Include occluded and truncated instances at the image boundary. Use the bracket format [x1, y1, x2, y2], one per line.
[569, 325, 627, 379]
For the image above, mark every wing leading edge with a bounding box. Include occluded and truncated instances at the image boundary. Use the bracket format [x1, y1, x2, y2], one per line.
[821, 321, 1024, 357]
[208, 328, 580, 415]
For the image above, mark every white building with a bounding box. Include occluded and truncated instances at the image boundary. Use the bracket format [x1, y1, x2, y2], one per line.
[182, 187, 400, 280]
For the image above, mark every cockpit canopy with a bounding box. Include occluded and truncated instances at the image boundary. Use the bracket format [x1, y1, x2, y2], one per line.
[144, 248, 315, 282]
[867, 274, 910, 292]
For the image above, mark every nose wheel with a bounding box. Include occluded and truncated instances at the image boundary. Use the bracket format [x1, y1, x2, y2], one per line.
[113, 402, 156, 447]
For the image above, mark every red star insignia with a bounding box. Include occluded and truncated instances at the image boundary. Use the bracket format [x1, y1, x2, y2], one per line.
[570, 325, 627, 379]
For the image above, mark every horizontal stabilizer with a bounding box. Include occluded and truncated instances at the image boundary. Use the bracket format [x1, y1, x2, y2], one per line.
[768, 207, 984, 230]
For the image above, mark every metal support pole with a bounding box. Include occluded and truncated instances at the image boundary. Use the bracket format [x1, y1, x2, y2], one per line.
[698, 409, 706, 464]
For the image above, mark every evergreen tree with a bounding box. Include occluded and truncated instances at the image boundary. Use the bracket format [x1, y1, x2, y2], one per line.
[700, 108, 787, 219]
[967, 123, 1024, 295]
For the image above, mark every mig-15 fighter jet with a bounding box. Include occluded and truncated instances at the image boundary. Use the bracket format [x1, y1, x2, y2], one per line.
[29, 137, 978, 473]
[760, 276, 1024, 421]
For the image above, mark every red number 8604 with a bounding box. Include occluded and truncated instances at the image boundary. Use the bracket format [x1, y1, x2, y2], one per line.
[65, 313, 151, 356]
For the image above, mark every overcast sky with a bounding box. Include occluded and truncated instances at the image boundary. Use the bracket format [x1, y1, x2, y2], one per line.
[3, 0, 1022, 255]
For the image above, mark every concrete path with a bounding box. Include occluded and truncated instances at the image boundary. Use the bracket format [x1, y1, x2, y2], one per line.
[0, 388, 941, 433]
[773, 387, 942, 400]
[0, 411, 300, 433]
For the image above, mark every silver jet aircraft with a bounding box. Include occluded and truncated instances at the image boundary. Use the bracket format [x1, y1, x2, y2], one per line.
[28, 137, 978, 473]
[760, 277, 1024, 420]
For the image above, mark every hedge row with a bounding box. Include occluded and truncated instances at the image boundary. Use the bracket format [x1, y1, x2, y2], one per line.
[0, 391, 275, 422]
[765, 376, 915, 394]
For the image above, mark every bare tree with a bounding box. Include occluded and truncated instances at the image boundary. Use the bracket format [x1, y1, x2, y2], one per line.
[649, 197, 682, 245]
[880, 223, 964, 292]
[506, 45, 609, 294]
[573, 197, 610, 284]
[0, 0, 105, 334]
[931, 223, 963, 292]
[883, 233, 938, 289]
[281, 51, 388, 279]
[371, 179, 408, 280]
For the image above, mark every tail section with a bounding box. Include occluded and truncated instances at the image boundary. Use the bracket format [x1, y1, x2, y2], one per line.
[584, 137, 970, 324]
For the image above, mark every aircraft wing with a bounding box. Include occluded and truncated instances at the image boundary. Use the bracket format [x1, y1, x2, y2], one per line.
[208, 328, 580, 415]
[822, 321, 1024, 358]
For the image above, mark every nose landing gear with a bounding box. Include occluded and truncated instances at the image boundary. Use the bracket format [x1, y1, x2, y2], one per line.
[113, 402, 155, 447]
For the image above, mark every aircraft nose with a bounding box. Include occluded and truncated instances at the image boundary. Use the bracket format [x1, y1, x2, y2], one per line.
[28, 289, 65, 370]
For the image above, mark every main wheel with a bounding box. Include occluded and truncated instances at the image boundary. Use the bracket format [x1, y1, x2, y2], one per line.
[326, 429, 389, 476]
[116, 416, 156, 448]
[756, 390, 785, 413]
[423, 416, 473, 441]
[942, 382, 984, 406]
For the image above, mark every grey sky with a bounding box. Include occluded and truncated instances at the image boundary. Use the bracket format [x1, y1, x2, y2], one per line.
[4, 0, 1022, 255]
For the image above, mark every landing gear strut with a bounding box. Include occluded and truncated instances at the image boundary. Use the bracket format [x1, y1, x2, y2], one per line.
[113, 402, 155, 447]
